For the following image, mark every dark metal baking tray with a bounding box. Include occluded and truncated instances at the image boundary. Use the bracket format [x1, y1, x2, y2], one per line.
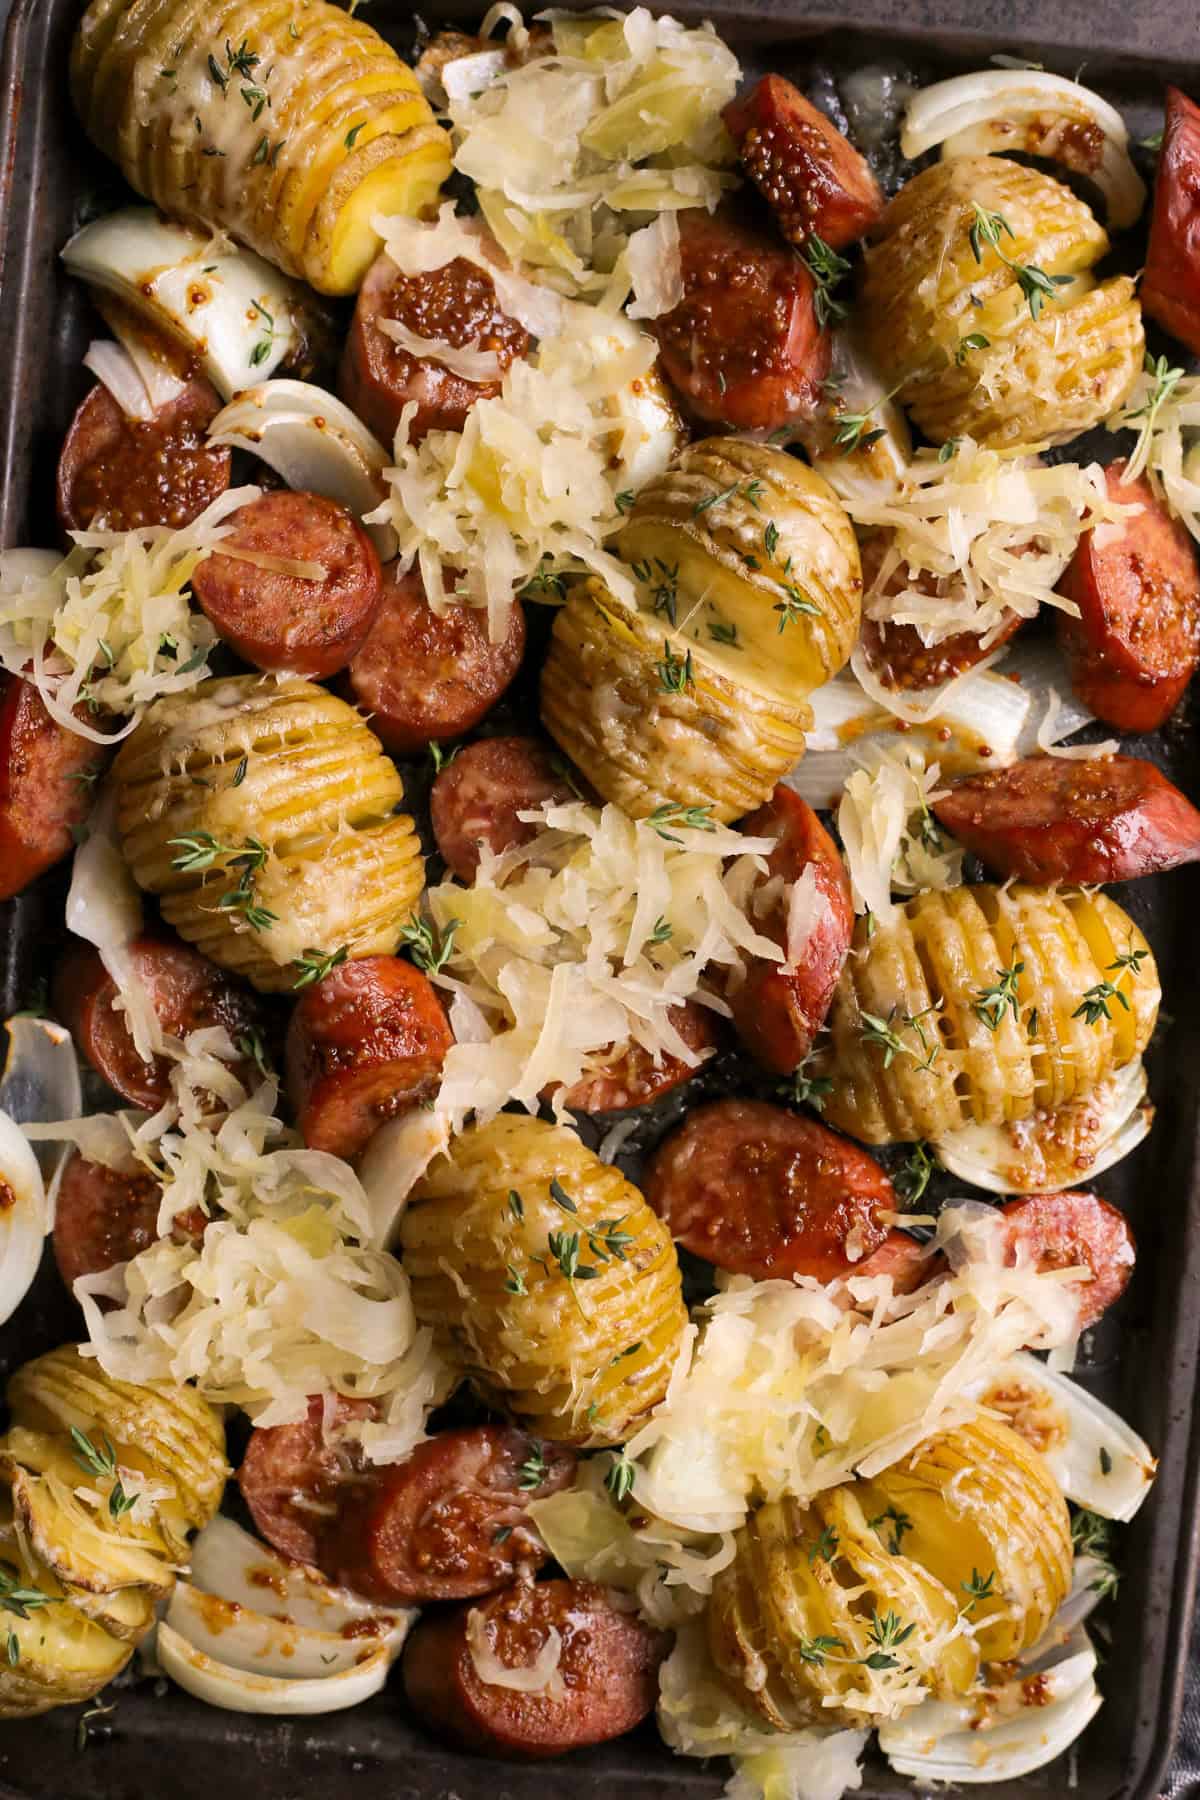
[1, 1, 1199, 1795]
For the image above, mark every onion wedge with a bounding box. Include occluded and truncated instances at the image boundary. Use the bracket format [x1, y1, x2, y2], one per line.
[166, 1583, 411, 1678]
[208, 381, 397, 561]
[901, 71, 1145, 229]
[186, 1515, 410, 1635]
[62, 209, 321, 400]
[156, 1621, 392, 1715]
[0, 1106, 47, 1326]
[935, 1060, 1152, 1195]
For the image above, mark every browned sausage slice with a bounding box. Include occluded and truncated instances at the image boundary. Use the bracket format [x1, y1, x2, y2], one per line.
[0, 673, 108, 901]
[52, 1153, 164, 1290]
[53, 934, 267, 1108]
[190, 490, 383, 678]
[644, 1097, 896, 1281]
[430, 736, 575, 880]
[723, 75, 884, 251]
[857, 534, 1024, 690]
[932, 754, 1200, 884]
[853, 1229, 937, 1295]
[284, 955, 453, 1160]
[346, 564, 526, 754]
[650, 205, 830, 431]
[402, 1578, 669, 1759]
[1056, 461, 1200, 733]
[728, 785, 852, 1076]
[237, 1395, 377, 1566]
[56, 378, 231, 535]
[1141, 86, 1200, 357]
[321, 1427, 576, 1604]
[997, 1192, 1135, 1330]
[556, 999, 720, 1115]
[337, 250, 530, 448]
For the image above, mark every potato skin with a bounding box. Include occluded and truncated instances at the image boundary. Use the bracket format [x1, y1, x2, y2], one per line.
[540, 578, 812, 823]
[71, 0, 451, 292]
[859, 156, 1142, 448]
[112, 676, 424, 992]
[400, 1115, 689, 1447]
[816, 883, 1159, 1144]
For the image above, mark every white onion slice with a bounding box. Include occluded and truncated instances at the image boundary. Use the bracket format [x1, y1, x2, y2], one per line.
[357, 1106, 452, 1250]
[66, 789, 165, 1068]
[187, 1516, 410, 1635]
[156, 1620, 392, 1715]
[62, 209, 318, 400]
[901, 71, 1145, 228]
[0, 1107, 47, 1326]
[977, 1352, 1156, 1522]
[0, 1016, 82, 1145]
[208, 380, 397, 561]
[935, 1059, 1151, 1196]
[1024, 1556, 1110, 1653]
[166, 1583, 411, 1678]
[377, 319, 503, 383]
[82, 340, 157, 422]
[880, 1627, 1099, 1779]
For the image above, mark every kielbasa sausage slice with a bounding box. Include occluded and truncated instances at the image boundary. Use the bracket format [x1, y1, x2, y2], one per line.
[932, 754, 1200, 884]
[644, 1097, 896, 1281]
[1056, 461, 1200, 733]
[430, 736, 576, 881]
[1141, 86, 1200, 357]
[723, 74, 884, 251]
[728, 785, 852, 1077]
[237, 1395, 378, 1567]
[0, 673, 108, 901]
[402, 1578, 669, 1760]
[998, 1191, 1135, 1331]
[56, 377, 231, 536]
[53, 934, 267, 1109]
[322, 1426, 576, 1604]
[52, 1152, 205, 1291]
[284, 954, 453, 1160]
[191, 490, 383, 679]
[346, 564, 526, 754]
[650, 205, 830, 431]
[337, 249, 530, 448]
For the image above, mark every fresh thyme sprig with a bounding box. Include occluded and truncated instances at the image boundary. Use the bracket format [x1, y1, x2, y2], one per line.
[967, 203, 1073, 320]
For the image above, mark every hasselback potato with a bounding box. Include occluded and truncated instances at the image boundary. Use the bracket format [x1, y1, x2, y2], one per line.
[112, 676, 425, 992]
[542, 442, 859, 822]
[616, 439, 862, 695]
[540, 578, 813, 824]
[71, 0, 451, 293]
[859, 157, 1143, 448]
[816, 883, 1158, 1143]
[856, 1416, 1073, 1662]
[400, 1116, 688, 1447]
[0, 1345, 228, 1716]
[709, 1485, 979, 1729]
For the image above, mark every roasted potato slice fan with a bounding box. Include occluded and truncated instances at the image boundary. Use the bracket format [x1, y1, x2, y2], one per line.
[709, 1486, 979, 1730]
[401, 1115, 689, 1447]
[70, 0, 451, 293]
[857, 1416, 1073, 1661]
[543, 441, 859, 822]
[816, 883, 1158, 1143]
[112, 676, 425, 992]
[0, 1345, 229, 1715]
[859, 156, 1143, 447]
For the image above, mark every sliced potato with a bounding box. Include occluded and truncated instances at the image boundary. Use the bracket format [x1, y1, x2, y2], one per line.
[5, 1464, 174, 1598]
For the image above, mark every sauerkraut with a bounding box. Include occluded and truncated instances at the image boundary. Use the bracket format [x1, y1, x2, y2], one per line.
[1109, 357, 1200, 543]
[424, 798, 783, 1127]
[441, 6, 738, 300]
[836, 742, 963, 925]
[0, 488, 259, 743]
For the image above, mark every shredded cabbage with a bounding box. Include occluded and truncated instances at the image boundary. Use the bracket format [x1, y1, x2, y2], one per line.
[1108, 356, 1200, 544]
[424, 799, 783, 1128]
[0, 487, 259, 742]
[71, 1079, 448, 1449]
[837, 743, 963, 925]
[444, 6, 739, 299]
[828, 440, 1135, 677]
